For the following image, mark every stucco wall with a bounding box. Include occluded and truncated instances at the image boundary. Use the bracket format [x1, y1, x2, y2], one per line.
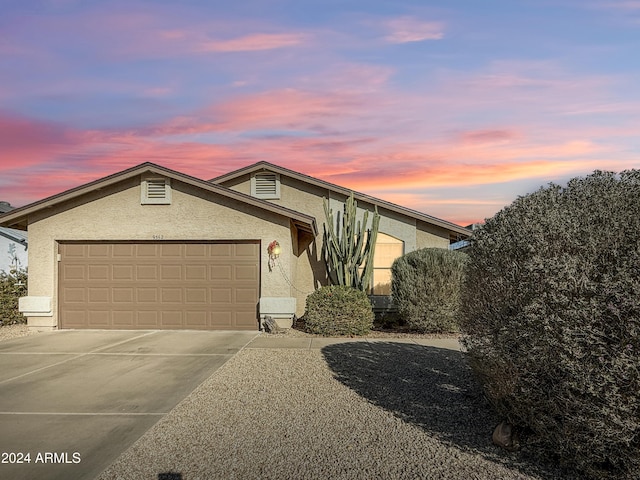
[25, 176, 295, 328]
[225, 174, 437, 315]
[416, 220, 451, 249]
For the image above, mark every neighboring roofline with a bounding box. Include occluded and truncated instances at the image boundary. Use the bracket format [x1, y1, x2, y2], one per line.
[0, 227, 28, 246]
[210, 161, 471, 238]
[0, 162, 317, 236]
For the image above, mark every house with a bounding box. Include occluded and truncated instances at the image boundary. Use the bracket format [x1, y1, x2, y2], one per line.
[0, 202, 28, 274]
[0, 162, 470, 331]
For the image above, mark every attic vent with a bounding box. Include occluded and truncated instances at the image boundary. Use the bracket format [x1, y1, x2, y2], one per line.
[141, 178, 172, 205]
[251, 173, 280, 199]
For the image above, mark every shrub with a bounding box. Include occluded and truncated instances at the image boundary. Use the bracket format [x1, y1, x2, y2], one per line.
[0, 268, 27, 325]
[304, 285, 374, 336]
[391, 248, 468, 333]
[460, 170, 640, 479]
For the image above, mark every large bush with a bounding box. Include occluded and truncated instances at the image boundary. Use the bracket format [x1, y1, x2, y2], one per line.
[304, 285, 374, 336]
[391, 248, 467, 333]
[0, 268, 27, 325]
[460, 170, 640, 479]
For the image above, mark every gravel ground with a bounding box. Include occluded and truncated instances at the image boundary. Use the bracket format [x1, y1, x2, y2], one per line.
[97, 342, 576, 480]
[0, 323, 37, 341]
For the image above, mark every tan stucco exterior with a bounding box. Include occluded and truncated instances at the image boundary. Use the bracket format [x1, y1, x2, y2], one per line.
[23, 175, 296, 329]
[1, 161, 470, 329]
[221, 172, 458, 315]
[416, 221, 451, 249]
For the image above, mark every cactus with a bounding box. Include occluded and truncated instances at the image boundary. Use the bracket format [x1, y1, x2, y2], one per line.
[322, 192, 380, 292]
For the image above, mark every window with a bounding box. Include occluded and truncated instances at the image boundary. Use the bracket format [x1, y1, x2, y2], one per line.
[370, 232, 404, 295]
[141, 178, 171, 204]
[251, 173, 280, 199]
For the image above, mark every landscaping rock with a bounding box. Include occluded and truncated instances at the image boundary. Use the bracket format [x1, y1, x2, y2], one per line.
[492, 421, 520, 451]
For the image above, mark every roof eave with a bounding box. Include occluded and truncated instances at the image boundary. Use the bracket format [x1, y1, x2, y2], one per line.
[211, 161, 471, 238]
[0, 162, 317, 236]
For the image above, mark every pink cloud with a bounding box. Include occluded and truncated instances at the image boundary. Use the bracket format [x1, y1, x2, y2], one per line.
[383, 16, 444, 43]
[458, 129, 521, 145]
[147, 88, 372, 136]
[0, 7, 312, 61]
[197, 33, 308, 52]
[0, 113, 79, 169]
[370, 192, 505, 226]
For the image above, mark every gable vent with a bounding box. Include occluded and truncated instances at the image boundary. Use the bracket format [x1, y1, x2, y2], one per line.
[147, 180, 167, 198]
[251, 173, 280, 199]
[141, 178, 172, 204]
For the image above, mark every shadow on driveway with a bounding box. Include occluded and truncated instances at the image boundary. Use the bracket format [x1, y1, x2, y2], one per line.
[321, 341, 577, 479]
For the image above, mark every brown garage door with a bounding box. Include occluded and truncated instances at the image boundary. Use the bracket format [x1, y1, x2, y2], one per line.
[58, 242, 260, 330]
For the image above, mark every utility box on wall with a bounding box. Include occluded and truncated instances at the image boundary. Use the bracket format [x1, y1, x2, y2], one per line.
[19, 296, 52, 317]
[259, 297, 296, 330]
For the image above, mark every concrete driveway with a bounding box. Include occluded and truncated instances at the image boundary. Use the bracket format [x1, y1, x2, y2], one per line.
[0, 329, 258, 480]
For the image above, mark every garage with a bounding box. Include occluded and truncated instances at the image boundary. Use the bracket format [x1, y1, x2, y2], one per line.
[0, 163, 318, 331]
[58, 242, 260, 330]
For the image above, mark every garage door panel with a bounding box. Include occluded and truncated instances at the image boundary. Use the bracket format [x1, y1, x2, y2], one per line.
[186, 288, 207, 303]
[211, 287, 232, 303]
[210, 265, 232, 280]
[161, 311, 183, 326]
[136, 265, 158, 280]
[236, 311, 259, 328]
[235, 243, 259, 257]
[59, 242, 259, 330]
[211, 311, 233, 327]
[136, 244, 158, 256]
[88, 311, 110, 327]
[235, 264, 258, 281]
[64, 244, 86, 257]
[113, 311, 134, 327]
[112, 244, 135, 257]
[185, 265, 207, 280]
[161, 265, 182, 280]
[62, 287, 85, 303]
[63, 265, 85, 280]
[88, 244, 110, 257]
[88, 265, 109, 280]
[136, 288, 158, 303]
[113, 265, 134, 280]
[185, 311, 207, 327]
[185, 244, 207, 257]
[113, 245, 135, 257]
[160, 244, 182, 257]
[64, 310, 87, 327]
[137, 311, 159, 327]
[88, 288, 110, 303]
[210, 244, 232, 256]
[113, 288, 134, 303]
[161, 288, 183, 303]
[236, 288, 259, 304]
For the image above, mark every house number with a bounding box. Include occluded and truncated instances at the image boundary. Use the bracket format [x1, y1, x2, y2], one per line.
[152, 235, 164, 240]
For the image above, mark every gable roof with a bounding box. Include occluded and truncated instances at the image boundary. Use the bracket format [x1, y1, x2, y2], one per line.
[0, 162, 317, 235]
[211, 161, 471, 238]
[0, 227, 28, 246]
[0, 203, 28, 245]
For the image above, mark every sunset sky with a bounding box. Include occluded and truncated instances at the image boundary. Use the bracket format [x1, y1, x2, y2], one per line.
[1, 0, 639, 225]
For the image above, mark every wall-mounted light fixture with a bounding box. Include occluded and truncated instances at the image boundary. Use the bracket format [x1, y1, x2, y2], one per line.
[267, 240, 281, 271]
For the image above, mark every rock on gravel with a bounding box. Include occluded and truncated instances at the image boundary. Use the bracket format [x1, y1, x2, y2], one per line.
[97, 344, 574, 480]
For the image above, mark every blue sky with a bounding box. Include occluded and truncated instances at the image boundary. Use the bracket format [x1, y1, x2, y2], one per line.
[1, 0, 639, 224]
